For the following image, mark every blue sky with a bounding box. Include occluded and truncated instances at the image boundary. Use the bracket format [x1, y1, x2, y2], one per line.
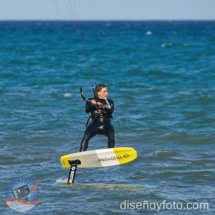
[0, 0, 214, 20]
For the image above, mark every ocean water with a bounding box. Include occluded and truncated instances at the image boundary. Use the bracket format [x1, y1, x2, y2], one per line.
[0, 21, 215, 214]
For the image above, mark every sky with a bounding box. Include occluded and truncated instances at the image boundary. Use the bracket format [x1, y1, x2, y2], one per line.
[0, 0, 215, 20]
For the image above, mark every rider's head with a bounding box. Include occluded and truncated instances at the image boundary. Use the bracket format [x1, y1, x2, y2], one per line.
[96, 84, 108, 99]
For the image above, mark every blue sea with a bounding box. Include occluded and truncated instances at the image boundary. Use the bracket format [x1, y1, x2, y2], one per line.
[0, 21, 214, 214]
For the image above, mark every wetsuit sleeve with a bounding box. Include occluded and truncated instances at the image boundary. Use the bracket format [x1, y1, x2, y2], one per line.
[85, 100, 97, 113]
[101, 99, 114, 114]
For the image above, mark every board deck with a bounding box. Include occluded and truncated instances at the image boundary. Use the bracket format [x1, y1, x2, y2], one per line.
[60, 147, 137, 168]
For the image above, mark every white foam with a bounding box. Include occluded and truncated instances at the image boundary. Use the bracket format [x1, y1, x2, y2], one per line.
[146, 31, 152, 36]
[55, 177, 68, 184]
[63, 93, 72, 98]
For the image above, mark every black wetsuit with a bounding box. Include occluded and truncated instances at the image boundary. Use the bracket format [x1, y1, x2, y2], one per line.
[79, 97, 115, 151]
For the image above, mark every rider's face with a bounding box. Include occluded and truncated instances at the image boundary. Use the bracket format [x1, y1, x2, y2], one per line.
[97, 87, 108, 99]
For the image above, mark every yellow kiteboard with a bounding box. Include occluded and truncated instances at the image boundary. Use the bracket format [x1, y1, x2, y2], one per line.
[60, 147, 137, 184]
[60, 147, 137, 169]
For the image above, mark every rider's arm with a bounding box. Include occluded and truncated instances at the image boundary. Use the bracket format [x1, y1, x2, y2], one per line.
[85, 98, 97, 113]
[100, 99, 114, 114]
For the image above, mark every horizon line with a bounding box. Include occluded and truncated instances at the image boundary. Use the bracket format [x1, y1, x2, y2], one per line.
[0, 19, 215, 22]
